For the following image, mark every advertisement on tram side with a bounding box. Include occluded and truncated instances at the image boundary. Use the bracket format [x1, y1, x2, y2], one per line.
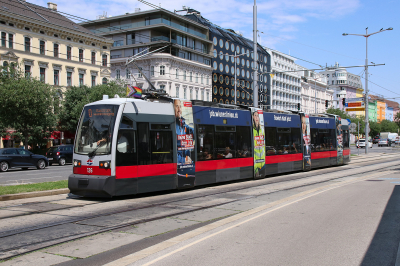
[251, 108, 265, 178]
[336, 116, 343, 164]
[174, 99, 195, 186]
[301, 113, 311, 170]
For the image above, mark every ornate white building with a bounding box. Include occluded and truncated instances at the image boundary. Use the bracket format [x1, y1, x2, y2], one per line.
[268, 50, 302, 110]
[298, 66, 334, 114]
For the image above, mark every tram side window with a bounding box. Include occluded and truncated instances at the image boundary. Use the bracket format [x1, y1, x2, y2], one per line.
[236, 126, 252, 157]
[311, 128, 336, 152]
[150, 131, 173, 164]
[343, 130, 350, 148]
[265, 127, 277, 155]
[138, 122, 151, 165]
[215, 126, 236, 159]
[116, 116, 137, 166]
[197, 125, 215, 161]
[311, 128, 319, 152]
[291, 128, 301, 153]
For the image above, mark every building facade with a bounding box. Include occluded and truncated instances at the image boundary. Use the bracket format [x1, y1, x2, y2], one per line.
[319, 63, 363, 112]
[81, 9, 213, 100]
[269, 50, 301, 111]
[185, 11, 270, 107]
[0, 1, 112, 90]
[298, 67, 333, 114]
[367, 100, 378, 122]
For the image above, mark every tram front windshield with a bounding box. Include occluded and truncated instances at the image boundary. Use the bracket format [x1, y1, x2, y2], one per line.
[74, 105, 119, 155]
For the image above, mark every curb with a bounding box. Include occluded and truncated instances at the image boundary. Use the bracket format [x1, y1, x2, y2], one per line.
[0, 188, 70, 201]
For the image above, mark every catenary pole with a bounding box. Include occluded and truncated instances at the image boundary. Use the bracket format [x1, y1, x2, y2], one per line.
[253, 0, 258, 108]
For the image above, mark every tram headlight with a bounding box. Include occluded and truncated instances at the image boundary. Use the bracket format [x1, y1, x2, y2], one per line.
[74, 160, 81, 167]
[99, 161, 111, 169]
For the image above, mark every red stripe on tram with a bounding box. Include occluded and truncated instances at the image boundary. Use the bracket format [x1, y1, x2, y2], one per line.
[196, 157, 253, 172]
[311, 151, 337, 159]
[265, 153, 303, 164]
[116, 163, 177, 179]
[343, 149, 351, 156]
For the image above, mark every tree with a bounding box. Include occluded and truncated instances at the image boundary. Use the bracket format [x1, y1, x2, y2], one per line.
[59, 81, 126, 133]
[369, 121, 381, 137]
[395, 112, 400, 128]
[0, 64, 59, 149]
[326, 107, 351, 119]
[380, 119, 399, 133]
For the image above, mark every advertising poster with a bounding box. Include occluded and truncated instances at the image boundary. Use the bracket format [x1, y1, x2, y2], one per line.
[251, 108, 265, 178]
[336, 116, 343, 164]
[301, 113, 311, 170]
[174, 99, 195, 187]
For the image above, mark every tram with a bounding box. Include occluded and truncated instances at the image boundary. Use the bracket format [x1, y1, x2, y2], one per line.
[68, 95, 350, 197]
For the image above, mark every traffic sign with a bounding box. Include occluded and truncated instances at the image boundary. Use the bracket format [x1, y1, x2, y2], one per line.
[346, 107, 365, 112]
[350, 123, 357, 130]
[345, 102, 364, 107]
[347, 97, 365, 102]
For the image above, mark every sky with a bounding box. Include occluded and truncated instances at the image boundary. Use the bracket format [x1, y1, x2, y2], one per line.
[31, 0, 400, 103]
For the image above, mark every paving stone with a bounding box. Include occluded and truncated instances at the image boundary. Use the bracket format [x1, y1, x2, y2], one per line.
[121, 217, 200, 237]
[166, 196, 233, 208]
[76, 206, 191, 227]
[172, 208, 239, 222]
[45, 232, 145, 258]
[0, 209, 30, 219]
[6, 202, 72, 213]
[0, 251, 72, 266]
[0, 223, 100, 251]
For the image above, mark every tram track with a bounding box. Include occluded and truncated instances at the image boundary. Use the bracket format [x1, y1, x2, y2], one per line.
[0, 156, 399, 261]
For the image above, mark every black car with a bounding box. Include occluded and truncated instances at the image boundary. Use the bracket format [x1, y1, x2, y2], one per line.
[0, 148, 48, 172]
[372, 136, 381, 144]
[46, 145, 74, 166]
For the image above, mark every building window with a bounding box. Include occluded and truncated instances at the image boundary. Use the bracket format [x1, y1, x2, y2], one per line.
[190, 89, 193, 100]
[196, 90, 198, 100]
[54, 70, 59, 85]
[66, 46, 71, 60]
[39, 41, 45, 55]
[201, 75, 203, 84]
[189, 72, 192, 82]
[207, 91, 209, 101]
[176, 87, 179, 98]
[91, 52, 96, 65]
[160, 65, 165, 75]
[102, 54, 107, 66]
[126, 33, 135, 45]
[8, 34, 13, 49]
[24, 37, 30, 52]
[116, 69, 120, 79]
[102, 77, 107, 84]
[160, 84, 165, 91]
[40, 68, 45, 82]
[176, 69, 179, 79]
[25, 65, 31, 78]
[138, 67, 142, 78]
[1, 32, 6, 47]
[183, 71, 186, 81]
[67, 72, 72, 86]
[79, 73, 84, 86]
[91, 75, 96, 86]
[126, 69, 131, 79]
[150, 66, 154, 76]
[195, 73, 198, 83]
[54, 43, 59, 57]
[79, 49, 84, 62]
[201, 89, 204, 100]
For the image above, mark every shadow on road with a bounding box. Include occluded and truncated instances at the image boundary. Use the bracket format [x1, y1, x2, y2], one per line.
[361, 185, 400, 266]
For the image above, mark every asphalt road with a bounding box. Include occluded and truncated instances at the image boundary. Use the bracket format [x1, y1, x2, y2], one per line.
[0, 144, 398, 185]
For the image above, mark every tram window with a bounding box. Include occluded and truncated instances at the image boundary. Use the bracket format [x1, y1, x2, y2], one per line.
[265, 127, 277, 155]
[236, 126, 252, 157]
[276, 128, 292, 154]
[215, 131, 236, 159]
[150, 131, 173, 164]
[311, 128, 336, 152]
[116, 116, 137, 166]
[343, 130, 350, 148]
[311, 128, 318, 152]
[151, 124, 171, 130]
[138, 122, 151, 165]
[291, 128, 301, 153]
[197, 125, 215, 161]
[215, 126, 235, 132]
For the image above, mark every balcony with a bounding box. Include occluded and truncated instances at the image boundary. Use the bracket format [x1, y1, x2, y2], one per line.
[152, 36, 170, 42]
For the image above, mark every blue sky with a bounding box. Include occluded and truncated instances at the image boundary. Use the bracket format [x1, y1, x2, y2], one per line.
[32, 0, 400, 103]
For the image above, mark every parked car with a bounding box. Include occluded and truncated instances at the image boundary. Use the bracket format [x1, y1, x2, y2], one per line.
[0, 148, 48, 172]
[357, 139, 372, 149]
[372, 136, 381, 144]
[46, 145, 74, 166]
[378, 138, 391, 147]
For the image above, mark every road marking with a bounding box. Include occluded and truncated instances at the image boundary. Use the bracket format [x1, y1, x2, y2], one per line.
[104, 170, 392, 266]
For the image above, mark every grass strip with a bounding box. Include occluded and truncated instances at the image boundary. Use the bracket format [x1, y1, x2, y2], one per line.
[0, 180, 68, 195]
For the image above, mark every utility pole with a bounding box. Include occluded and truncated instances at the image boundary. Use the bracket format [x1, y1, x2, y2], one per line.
[253, 0, 258, 108]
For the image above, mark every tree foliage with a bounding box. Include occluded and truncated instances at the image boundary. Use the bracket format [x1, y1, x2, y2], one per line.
[379, 119, 399, 133]
[369, 121, 381, 137]
[395, 112, 400, 128]
[0, 64, 59, 149]
[58, 81, 126, 132]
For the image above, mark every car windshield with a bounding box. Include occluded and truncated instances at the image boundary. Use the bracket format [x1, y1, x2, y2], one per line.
[74, 104, 119, 155]
[359, 140, 365, 142]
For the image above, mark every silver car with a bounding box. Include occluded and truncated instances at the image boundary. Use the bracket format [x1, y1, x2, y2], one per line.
[378, 138, 391, 147]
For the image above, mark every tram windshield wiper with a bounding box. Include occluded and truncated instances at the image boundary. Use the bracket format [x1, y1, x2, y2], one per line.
[88, 142, 105, 158]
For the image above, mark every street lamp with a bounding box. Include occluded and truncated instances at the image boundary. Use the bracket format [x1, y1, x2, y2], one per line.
[342, 27, 393, 154]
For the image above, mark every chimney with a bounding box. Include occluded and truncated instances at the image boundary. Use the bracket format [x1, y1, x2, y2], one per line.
[47, 2, 57, 11]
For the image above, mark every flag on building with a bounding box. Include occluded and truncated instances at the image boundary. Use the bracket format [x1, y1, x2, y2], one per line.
[126, 85, 142, 98]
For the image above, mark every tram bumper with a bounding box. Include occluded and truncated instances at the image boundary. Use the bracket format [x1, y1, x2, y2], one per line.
[68, 174, 115, 198]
